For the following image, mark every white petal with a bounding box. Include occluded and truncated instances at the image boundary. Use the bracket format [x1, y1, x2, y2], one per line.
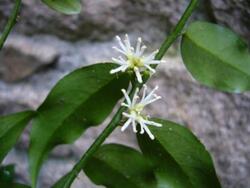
[116, 35, 126, 51]
[134, 67, 143, 83]
[121, 89, 131, 106]
[145, 60, 163, 65]
[139, 121, 145, 134]
[121, 102, 129, 107]
[112, 56, 127, 65]
[143, 119, 162, 127]
[142, 84, 147, 100]
[112, 46, 127, 56]
[143, 86, 159, 102]
[110, 65, 128, 74]
[122, 112, 134, 119]
[143, 124, 155, 140]
[135, 37, 142, 56]
[142, 95, 161, 106]
[144, 64, 156, 73]
[121, 118, 132, 132]
[132, 119, 137, 133]
[138, 45, 147, 57]
[144, 49, 159, 62]
[131, 88, 140, 106]
[124, 34, 131, 51]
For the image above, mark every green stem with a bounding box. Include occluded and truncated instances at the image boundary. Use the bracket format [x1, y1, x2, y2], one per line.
[0, 0, 21, 50]
[64, 0, 199, 186]
[155, 0, 199, 61]
[64, 85, 140, 187]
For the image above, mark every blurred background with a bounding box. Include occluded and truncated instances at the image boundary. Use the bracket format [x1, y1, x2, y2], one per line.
[0, 0, 250, 187]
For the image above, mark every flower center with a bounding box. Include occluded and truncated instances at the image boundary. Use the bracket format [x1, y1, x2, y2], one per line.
[128, 55, 144, 68]
[130, 104, 144, 115]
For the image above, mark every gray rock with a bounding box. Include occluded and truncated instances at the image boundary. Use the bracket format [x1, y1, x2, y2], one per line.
[210, 0, 250, 42]
[0, 36, 59, 82]
[20, 0, 187, 42]
[1, 0, 206, 43]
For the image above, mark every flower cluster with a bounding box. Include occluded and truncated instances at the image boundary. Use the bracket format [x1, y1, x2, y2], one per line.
[120, 85, 162, 140]
[110, 34, 164, 83]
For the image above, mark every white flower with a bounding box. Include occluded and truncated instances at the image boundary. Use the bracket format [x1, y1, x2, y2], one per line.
[110, 34, 164, 83]
[121, 84, 162, 140]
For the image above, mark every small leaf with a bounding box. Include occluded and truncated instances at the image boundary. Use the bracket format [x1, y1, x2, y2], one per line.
[137, 119, 221, 188]
[181, 21, 250, 93]
[42, 0, 81, 15]
[0, 111, 35, 162]
[84, 144, 156, 188]
[29, 63, 129, 187]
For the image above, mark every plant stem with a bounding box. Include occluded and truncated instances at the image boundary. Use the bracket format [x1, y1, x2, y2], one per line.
[64, 85, 140, 187]
[155, 0, 199, 61]
[64, 0, 199, 186]
[0, 0, 21, 50]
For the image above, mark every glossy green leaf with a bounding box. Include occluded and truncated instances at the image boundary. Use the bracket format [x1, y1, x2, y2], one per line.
[42, 0, 81, 15]
[181, 21, 250, 93]
[138, 138, 192, 188]
[84, 144, 156, 188]
[0, 111, 34, 163]
[137, 119, 221, 188]
[29, 63, 129, 187]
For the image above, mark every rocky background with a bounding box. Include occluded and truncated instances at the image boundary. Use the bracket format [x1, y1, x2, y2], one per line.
[0, 0, 250, 188]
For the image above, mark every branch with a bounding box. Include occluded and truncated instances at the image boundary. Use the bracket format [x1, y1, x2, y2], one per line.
[155, 0, 199, 61]
[0, 0, 22, 50]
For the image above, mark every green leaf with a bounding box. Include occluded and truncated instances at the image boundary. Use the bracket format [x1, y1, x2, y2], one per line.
[8, 184, 31, 188]
[0, 181, 31, 188]
[29, 63, 129, 187]
[137, 119, 221, 188]
[42, 0, 81, 15]
[138, 138, 193, 188]
[0, 111, 35, 163]
[51, 171, 74, 188]
[0, 165, 15, 183]
[84, 144, 156, 188]
[0, 165, 31, 188]
[181, 21, 250, 93]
